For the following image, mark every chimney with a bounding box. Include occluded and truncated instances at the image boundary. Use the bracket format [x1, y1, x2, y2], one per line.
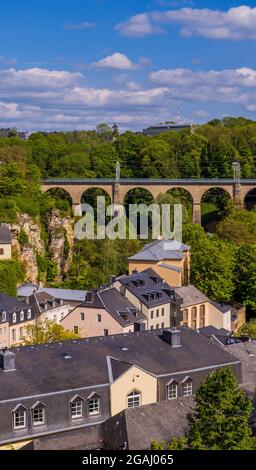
[162, 328, 181, 348]
[86, 292, 94, 303]
[0, 349, 16, 371]
[109, 275, 116, 285]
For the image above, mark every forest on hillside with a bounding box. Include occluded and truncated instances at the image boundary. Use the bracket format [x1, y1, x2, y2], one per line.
[1, 117, 256, 315]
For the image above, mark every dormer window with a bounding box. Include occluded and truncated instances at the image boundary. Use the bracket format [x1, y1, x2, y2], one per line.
[31, 402, 46, 427]
[20, 311, 24, 322]
[12, 405, 27, 430]
[27, 309, 31, 320]
[70, 396, 83, 420]
[2, 311, 6, 322]
[88, 393, 101, 416]
[12, 313, 17, 323]
[182, 377, 193, 397]
[167, 380, 178, 400]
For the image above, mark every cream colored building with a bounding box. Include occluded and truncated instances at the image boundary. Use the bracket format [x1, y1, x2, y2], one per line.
[176, 285, 232, 331]
[128, 239, 190, 287]
[0, 225, 12, 260]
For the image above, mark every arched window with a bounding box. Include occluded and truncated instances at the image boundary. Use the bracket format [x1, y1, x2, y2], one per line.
[183, 309, 188, 322]
[12, 313, 17, 323]
[182, 377, 193, 397]
[20, 311, 24, 322]
[31, 402, 46, 427]
[191, 307, 197, 320]
[200, 305, 205, 328]
[167, 380, 178, 400]
[127, 390, 141, 408]
[70, 395, 83, 420]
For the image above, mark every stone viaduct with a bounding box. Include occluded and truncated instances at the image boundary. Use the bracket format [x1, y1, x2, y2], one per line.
[41, 178, 256, 224]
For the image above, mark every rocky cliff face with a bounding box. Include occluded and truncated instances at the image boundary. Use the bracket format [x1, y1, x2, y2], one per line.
[9, 210, 74, 284]
[47, 209, 74, 282]
[10, 214, 44, 283]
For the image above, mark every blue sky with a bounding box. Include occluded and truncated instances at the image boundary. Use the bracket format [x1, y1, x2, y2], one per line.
[1, 0, 256, 131]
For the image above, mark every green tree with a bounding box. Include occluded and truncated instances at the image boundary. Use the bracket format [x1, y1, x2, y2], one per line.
[23, 319, 81, 345]
[188, 368, 255, 450]
[183, 225, 235, 302]
[237, 319, 256, 338]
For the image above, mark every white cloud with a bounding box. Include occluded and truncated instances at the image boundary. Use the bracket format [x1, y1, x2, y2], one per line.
[115, 13, 165, 37]
[91, 53, 138, 70]
[0, 65, 256, 131]
[0, 68, 83, 89]
[64, 21, 95, 30]
[116, 6, 256, 40]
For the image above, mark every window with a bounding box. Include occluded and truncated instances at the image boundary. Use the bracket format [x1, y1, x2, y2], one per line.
[183, 380, 193, 397]
[161, 322, 164, 328]
[32, 407, 45, 426]
[74, 326, 79, 334]
[156, 324, 159, 329]
[19, 327, 24, 340]
[88, 397, 100, 416]
[103, 329, 109, 336]
[12, 329, 16, 342]
[80, 312, 85, 321]
[53, 314, 57, 323]
[97, 314, 102, 323]
[20, 311, 24, 322]
[161, 308, 164, 316]
[0, 248, 4, 255]
[167, 383, 178, 400]
[183, 309, 188, 322]
[127, 390, 141, 408]
[191, 320, 197, 329]
[200, 305, 205, 328]
[12, 313, 17, 323]
[156, 309, 159, 318]
[13, 410, 26, 430]
[150, 311, 154, 319]
[2, 311, 6, 322]
[191, 307, 197, 320]
[71, 399, 83, 419]
[150, 325, 154, 330]
[27, 309, 31, 320]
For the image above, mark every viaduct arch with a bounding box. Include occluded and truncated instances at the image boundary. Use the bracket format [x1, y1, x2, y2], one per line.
[41, 178, 256, 224]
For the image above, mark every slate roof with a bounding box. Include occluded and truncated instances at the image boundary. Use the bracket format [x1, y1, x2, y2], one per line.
[0, 328, 241, 401]
[199, 326, 231, 338]
[123, 398, 194, 449]
[174, 285, 209, 307]
[78, 286, 147, 327]
[128, 239, 190, 262]
[0, 292, 30, 323]
[210, 301, 232, 314]
[29, 291, 67, 317]
[17, 284, 87, 303]
[0, 225, 12, 244]
[117, 268, 182, 307]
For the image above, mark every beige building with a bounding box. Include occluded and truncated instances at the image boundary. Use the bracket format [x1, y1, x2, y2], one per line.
[61, 286, 147, 337]
[0, 292, 34, 348]
[29, 291, 70, 324]
[128, 239, 190, 287]
[176, 285, 232, 331]
[0, 225, 12, 260]
[114, 268, 182, 330]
